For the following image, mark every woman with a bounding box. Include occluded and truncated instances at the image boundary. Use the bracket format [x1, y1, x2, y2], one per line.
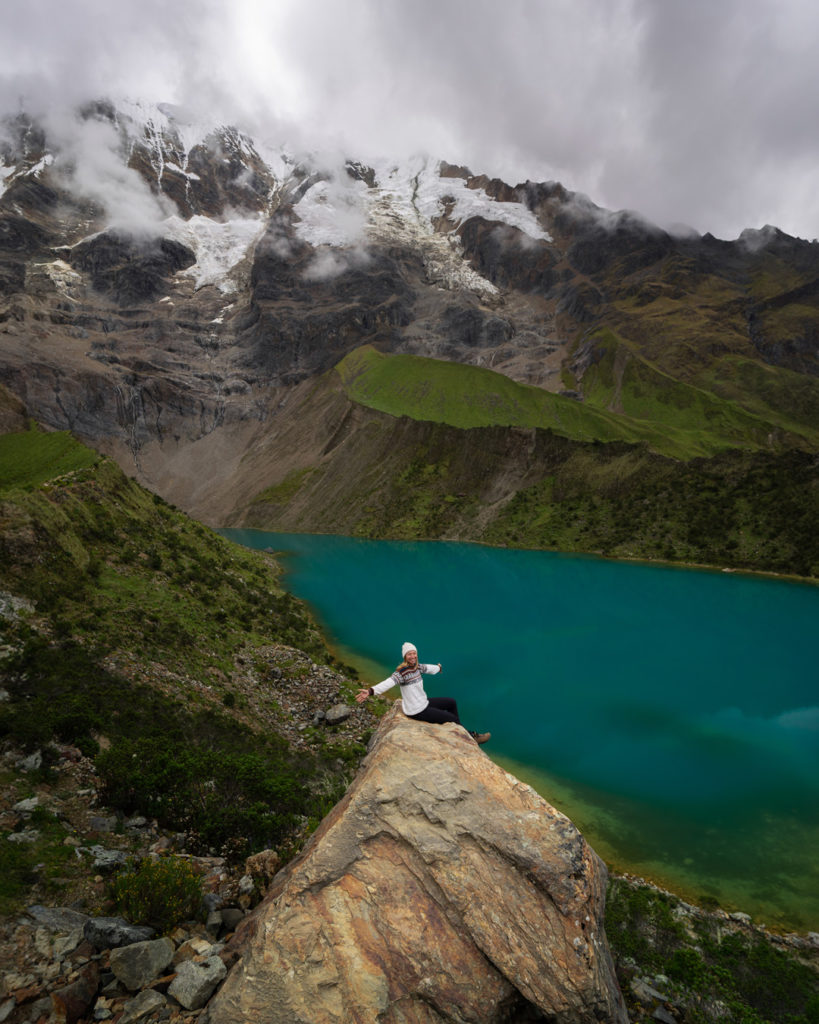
[355, 642, 491, 745]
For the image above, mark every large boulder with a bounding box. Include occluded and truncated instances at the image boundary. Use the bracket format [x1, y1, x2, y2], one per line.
[207, 705, 627, 1024]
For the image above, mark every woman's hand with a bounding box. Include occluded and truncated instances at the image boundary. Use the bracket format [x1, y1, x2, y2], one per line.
[355, 688, 371, 703]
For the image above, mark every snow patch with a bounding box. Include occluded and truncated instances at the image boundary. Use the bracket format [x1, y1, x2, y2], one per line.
[29, 153, 55, 178]
[411, 161, 552, 243]
[365, 158, 503, 300]
[163, 214, 268, 293]
[0, 153, 55, 197]
[288, 156, 550, 299]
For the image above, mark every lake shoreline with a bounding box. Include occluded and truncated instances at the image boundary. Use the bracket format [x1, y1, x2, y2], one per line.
[236, 525, 819, 589]
[224, 528, 819, 935]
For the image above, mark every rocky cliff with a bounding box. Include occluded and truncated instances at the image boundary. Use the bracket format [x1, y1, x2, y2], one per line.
[206, 705, 627, 1024]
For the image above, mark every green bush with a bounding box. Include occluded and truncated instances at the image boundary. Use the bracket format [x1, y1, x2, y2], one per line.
[606, 880, 819, 1024]
[97, 738, 309, 861]
[110, 857, 202, 933]
[0, 840, 38, 911]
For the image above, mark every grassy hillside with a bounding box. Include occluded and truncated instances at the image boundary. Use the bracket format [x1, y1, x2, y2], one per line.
[244, 372, 819, 580]
[0, 424, 368, 894]
[335, 344, 817, 459]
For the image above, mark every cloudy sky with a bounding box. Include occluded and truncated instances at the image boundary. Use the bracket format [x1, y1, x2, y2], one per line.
[2, 0, 818, 240]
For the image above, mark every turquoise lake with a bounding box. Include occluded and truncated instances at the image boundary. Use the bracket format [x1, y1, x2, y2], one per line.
[223, 530, 819, 931]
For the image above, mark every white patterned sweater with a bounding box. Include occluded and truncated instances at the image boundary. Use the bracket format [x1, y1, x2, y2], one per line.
[372, 662, 441, 716]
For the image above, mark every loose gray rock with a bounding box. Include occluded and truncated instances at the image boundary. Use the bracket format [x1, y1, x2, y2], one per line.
[27, 905, 90, 933]
[119, 988, 167, 1024]
[202, 893, 224, 913]
[7, 828, 39, 843]
[110, 937, 175, 991]
[168, 956, 227, 1010]
[83, 916, 154, 950]
[89, 815, 118, 833]
[324, 703, 352, 725]
[12, 796, 39, 813]
[83, 845, 128, 870]
[19, 751, 42, 772]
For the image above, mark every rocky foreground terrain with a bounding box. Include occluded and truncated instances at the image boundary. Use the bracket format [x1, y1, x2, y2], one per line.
[0, 642, 377, 1024]
[2, 704, 817, 1024]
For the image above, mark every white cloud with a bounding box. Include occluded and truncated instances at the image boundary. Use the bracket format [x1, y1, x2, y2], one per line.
[2, 0, 819, 240]
[46, 113, 171, 230]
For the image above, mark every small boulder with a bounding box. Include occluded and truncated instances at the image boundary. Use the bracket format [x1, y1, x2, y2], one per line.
[83, 916, 154, 950]
[220, 908, 245, 933]
[168, 956, 227, 1010]
[12, 797, 39, 814]
[28, 905, 89, 933]
[19, 751, 42, 772]
[244, 848, 280, 887]
[118, 988, 167, 1024]
[110, 937, 175, 991]
[324, 703, 351, 726]
[50, 962, 99, 1024]
[84, 845, 127, 871]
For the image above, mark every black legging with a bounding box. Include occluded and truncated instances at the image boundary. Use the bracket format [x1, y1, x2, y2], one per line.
[408, 696, 461, 725]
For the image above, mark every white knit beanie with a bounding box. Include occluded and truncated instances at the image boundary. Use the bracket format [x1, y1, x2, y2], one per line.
[401, 642, 417, 658]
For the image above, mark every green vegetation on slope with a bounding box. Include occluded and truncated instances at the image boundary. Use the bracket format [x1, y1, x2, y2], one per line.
[482, 448, 819, 577]
[335, 344, 815, 460]
[0, 425, 359, 871]
[0, 423, 98, 489]
[605, 257, 819, 441]
[244, 378, 819, 580]
[577, 329, 817, 454]
[607, 880, 819, 1024]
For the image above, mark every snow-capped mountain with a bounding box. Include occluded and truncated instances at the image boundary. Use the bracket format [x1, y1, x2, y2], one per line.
[1, 100, 817, 527]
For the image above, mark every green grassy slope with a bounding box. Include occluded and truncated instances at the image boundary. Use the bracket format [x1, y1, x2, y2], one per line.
[0, 424, 99, 489]
[577, 330, 819, 453]
[0, 425, 363, 880]
[598, 248, 819, 442]
[242, 380, 819, 580]
[335, 344, 815, 459]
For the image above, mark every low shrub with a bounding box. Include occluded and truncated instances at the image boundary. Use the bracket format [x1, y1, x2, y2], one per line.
[97, 738, 309, 861]
[110, 856, 202, 933]
[606, 880, 819, 1024]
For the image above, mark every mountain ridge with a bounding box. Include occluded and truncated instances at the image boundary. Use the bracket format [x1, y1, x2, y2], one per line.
[0, 100, 817, 577]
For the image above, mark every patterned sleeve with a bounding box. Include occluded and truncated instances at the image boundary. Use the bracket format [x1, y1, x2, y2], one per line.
[372, 672, 400, 696]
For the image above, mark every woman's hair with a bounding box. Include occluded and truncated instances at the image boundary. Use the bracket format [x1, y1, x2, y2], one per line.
[395, 659, 414, 673]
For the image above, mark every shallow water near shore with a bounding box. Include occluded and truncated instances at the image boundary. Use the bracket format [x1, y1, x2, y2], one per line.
[223, 530, 819, 931]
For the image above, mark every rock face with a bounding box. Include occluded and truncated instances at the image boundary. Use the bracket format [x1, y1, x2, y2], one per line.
[207, 705, 627, 1024]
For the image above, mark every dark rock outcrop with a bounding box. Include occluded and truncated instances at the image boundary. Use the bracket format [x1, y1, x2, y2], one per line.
[207, 705, 627, 1024]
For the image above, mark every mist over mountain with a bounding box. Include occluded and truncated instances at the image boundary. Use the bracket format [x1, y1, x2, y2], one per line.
[0, 99, 817, 575]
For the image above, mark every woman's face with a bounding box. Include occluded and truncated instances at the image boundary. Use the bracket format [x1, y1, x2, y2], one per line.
[405, 649, 418, 667]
